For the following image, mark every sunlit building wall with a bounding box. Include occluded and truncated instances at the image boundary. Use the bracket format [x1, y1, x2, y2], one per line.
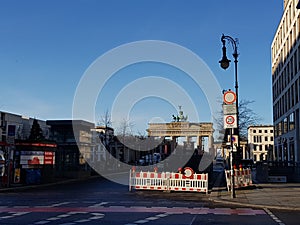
[247, 125, 274, 163]
[271, 0, 300, 179]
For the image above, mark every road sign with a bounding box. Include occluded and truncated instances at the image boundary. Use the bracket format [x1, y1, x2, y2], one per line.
[223, 90, 236, 105]
[227, 135, 238, 144]
[224, 115, 237, 129]
[223, 104, 237, 115]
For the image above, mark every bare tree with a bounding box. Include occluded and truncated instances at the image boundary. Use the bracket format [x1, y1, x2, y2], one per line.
[238, 100, 262, 138]
[98, 109, 112, 128]
[116, 118, 134, 137]
[97, 110, 113, 147]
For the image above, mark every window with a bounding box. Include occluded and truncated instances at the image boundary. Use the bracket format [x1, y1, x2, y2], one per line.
[260, 154, 264, 161]
[289, 112, 295, 130]
[265, 136, 268, 142]
[295, 79, 299, 103]
[294, 50, 297, 75]
[253, 136, 262, 143]
[264, 130, 268, 133]
[278, 121, 282, 136]
[259, 130, 262, 133]
[253, 130, 256, 133]
[283, 117, 288, 133]
[289, 142, 295, 162]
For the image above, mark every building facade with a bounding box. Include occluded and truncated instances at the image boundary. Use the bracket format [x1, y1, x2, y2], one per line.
[271, 0, 300, 180]
[0, 111, 50, 145]
[46, 120, 95, 178]
[0, 111, 53, 186]
[247, 125, 274, 163]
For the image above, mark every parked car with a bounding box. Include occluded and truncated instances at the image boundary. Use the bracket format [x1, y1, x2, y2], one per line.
[138, 157, 146, 165]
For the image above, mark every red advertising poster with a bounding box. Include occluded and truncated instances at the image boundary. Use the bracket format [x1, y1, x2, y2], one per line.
[20, 151, 44, 165]
[44, 151, 55, 165]
[20, 151, 55, 166]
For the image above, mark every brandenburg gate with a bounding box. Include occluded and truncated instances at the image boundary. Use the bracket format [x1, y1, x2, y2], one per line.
[146, 107, 214, 150]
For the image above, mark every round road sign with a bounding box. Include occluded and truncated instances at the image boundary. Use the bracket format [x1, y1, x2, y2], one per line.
[223, 90, 236, 104]
[183, 167, 194, 179]
[225, 115, 235, 125]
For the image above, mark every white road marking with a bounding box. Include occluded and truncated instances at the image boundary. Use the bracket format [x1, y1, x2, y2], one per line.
[264, 208, 286, 225]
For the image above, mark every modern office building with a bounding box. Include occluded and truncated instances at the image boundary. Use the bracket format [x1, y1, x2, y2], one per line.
[271, 0, 300, 180]
[247, 125, 274, 163]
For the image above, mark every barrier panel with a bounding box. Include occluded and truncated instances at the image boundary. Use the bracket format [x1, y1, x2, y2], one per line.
[225, 168, 253, 191]
[129, 170, 208, 194]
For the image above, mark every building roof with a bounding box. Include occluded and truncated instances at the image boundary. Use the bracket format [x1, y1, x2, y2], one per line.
[248, 125, 273, 129]
[46, 120, 94, 128]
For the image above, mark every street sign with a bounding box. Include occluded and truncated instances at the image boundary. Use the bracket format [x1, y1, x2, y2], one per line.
[223, 90, 236, 105]
[223, 104, 237, 115]
[224, 115, 237, 129]
[227, 135, 238, 144]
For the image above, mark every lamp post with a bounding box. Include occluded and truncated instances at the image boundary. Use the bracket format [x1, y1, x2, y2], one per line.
[219, 34, 239, 198]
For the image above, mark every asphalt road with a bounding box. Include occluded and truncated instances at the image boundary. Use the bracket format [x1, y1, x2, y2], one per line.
[0, 173, 299, 225]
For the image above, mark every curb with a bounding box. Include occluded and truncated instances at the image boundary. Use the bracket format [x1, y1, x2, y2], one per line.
[0, 171, 128, 192]
[0, 175, 102, 192]
[209, 198, 300, 211]
[209, 185, 300, 211]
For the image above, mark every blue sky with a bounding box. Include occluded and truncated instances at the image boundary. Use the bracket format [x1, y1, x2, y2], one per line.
[0, 0, 283, 134]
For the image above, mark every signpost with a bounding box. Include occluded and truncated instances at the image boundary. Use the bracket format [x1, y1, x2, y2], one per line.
[223, 90, 237, 198]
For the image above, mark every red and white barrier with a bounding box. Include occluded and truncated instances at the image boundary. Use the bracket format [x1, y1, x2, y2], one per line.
[225, 168, 253, 191]
[129, 169, 208, 194]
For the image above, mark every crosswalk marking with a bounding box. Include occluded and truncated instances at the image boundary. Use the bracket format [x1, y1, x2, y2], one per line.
[0, 205, 266, 215]
[0, 203, 275, 225]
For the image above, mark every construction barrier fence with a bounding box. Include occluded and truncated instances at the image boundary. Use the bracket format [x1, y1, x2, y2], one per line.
[225, 168, 253, 191]
[129, 169, 208, 194]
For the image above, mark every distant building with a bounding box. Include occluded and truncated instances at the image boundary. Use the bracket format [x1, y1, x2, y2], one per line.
[271, 0, 300, 180]
[247, 125, 274, 163]
[46, 120, 94, 178]
[0, 111, 49, 145]
[0, 111, 53, 186]
[90, 126, 114, 169]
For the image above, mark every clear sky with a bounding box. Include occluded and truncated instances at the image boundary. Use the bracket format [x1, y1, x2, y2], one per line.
[0, 0, 283, 135]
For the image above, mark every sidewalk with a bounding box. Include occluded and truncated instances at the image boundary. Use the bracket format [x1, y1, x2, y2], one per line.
[209, 183, 300, 211]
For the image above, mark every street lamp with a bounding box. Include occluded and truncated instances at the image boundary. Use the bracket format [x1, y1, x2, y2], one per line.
[219, 34, 240, 155]
[219, 38, 231, 70]
[219, 34, 240, 199]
